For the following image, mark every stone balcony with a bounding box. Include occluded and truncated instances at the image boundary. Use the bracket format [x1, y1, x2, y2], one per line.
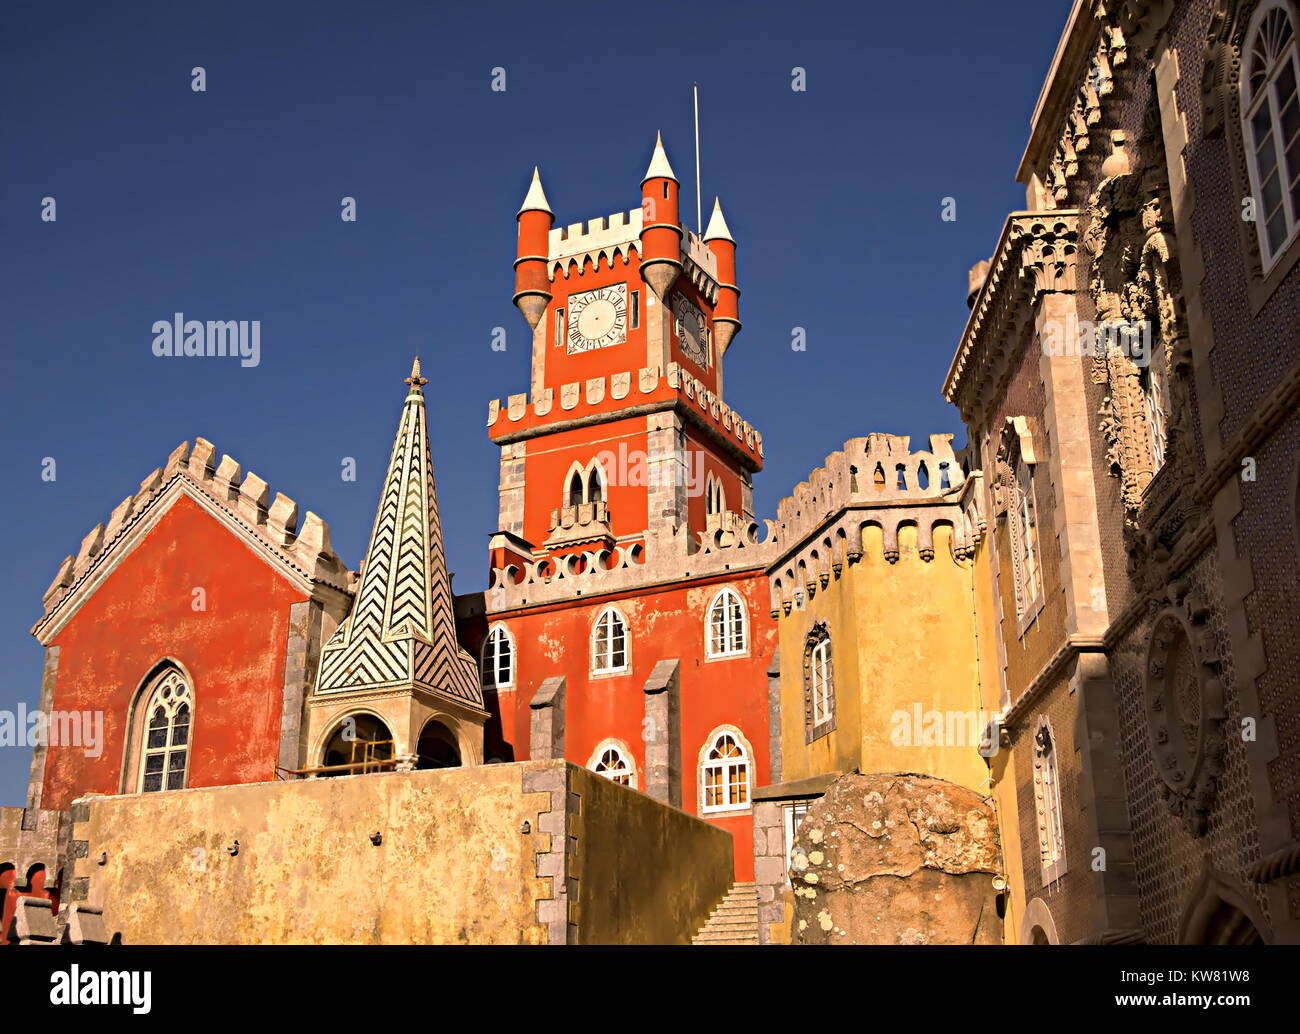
[544, 500, 614, 550]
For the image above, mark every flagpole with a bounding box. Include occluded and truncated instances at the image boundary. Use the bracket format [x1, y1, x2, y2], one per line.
[693, 82, 702, 234]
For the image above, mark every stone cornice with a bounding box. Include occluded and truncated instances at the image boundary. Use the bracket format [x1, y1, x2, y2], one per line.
[944, 211, 1080, 425]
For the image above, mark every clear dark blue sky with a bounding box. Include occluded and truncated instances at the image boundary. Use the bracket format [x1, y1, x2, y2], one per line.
[0, 0, 1069, 803]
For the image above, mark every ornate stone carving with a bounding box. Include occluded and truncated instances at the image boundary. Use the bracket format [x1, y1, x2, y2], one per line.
[1143, 582, 1228, 837]
[1082, 114, 1203, 595]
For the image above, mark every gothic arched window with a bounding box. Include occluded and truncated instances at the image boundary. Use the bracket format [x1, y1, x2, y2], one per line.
[803, 621, 835, 741]
[590, 740, 635, 787]
[567, 470, 584, 507]
[706, 587, 747, 657]
[1242, 1, 1300, 268]
[591, 606, 629, 674]
[481, 623, 514, 689]
[1033, 717, 1067, 884]
[138, 669, 192, 793]
[700, 728, 751, 813]
[706, 473, 725, 516]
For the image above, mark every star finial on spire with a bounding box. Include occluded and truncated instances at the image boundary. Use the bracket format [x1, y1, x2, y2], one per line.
[405, 356, 427, 389]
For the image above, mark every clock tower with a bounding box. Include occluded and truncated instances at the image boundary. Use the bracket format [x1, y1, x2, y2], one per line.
[490, 133, 760, 567]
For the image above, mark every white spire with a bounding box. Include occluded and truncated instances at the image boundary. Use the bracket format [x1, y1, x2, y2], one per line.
[518, 166, 553, 216]
[641, 131, 678, 184]
[703, 197, 734, 243]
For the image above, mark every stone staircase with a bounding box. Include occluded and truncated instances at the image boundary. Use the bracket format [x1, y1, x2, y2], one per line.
[691, 882, 759, 945]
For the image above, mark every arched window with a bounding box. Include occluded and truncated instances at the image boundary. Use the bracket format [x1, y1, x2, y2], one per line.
[138, 668, 192, 793]
[803, 621, 835, 739]
[320, 714, 394, 776]
[700, 729, 751, 813]
[481, 624, 514, 689]
[564, 461, 607, 508]
[416, 720, 462, 770]
[591, 607, 629, 674]
[706, 587, 747, 657]
[705, 473, 725, 516]
[1011, 454, 1043, 618]
[589, 740, 635, 788]
[1242, 1, 1300, 267]
[1033, 718, 1067, 884]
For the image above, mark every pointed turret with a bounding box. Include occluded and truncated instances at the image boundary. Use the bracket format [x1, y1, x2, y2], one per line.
[311, 359, 486, 768]
[514, 167, 555, 330]
[639, 132, 683, 300]
[704, 198, 741, 354]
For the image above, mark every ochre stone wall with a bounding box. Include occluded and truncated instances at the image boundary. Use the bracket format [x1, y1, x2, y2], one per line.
[67, 761, 731, 945]
[569, 764, 733, 944]
[777, 524, 987, 796]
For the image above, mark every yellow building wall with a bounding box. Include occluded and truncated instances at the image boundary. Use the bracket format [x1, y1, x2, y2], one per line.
[778, 524, 988, 793]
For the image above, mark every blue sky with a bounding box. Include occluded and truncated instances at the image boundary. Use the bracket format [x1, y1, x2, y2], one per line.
[0, 0, 1070, 804]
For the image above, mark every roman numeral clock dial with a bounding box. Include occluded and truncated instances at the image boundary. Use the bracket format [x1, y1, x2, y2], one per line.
[567, 283, 628, 353]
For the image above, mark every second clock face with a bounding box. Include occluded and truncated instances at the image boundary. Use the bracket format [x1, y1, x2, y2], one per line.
[567, 283, 628, 353]
[673, 294, 709, 369]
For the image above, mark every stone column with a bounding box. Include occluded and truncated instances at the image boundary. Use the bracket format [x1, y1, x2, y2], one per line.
[529, 676, 566, 760]
[642, 659, 681, 806]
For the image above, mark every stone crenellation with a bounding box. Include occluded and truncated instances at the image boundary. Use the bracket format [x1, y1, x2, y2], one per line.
[33, 438, 355, 641]
[487, 361, 764, 459]
[484, 432, 985, 615]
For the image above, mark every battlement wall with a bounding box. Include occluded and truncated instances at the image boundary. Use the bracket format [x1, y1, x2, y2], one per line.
[487, 361, 763, 466]
[33, 437, 355, 642]
[484, 432, 987, 615]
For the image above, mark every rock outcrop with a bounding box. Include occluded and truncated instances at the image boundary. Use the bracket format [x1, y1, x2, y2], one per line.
[789, 772, 1001, 944]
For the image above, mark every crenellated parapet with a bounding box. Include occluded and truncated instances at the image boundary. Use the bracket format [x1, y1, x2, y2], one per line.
[766, 434, 987, 617]
[32, 438, 355, 644]
[483, 431, 989, 617]
[487, 361, 764, 469]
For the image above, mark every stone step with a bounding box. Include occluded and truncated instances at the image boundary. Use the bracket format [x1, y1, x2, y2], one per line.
[707, 909, 759, 920]
[691, 881, 761, 946]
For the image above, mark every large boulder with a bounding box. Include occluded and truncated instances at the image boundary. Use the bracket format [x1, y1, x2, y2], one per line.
[789, 772, 1001, 944]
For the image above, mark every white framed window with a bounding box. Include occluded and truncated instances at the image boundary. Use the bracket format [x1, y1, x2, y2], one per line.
[1012, 457, 1043, 617]
[706, 587, 747, 657]
[138, 669, 192, 793]
[481, 623, 514, 689]
[700, 728, 751, 813]
[782, 801, 812, 882]
[589, 739, 636, 788]
[1032, 717, 1067, 884]
[802, 621, 835, 740]
[1242, 1, 1300, 268]
[554, 307, 566, 347]
[810, 640, 832, 724]
[563, 459, 607, 508]
[591, 606, 629, 674]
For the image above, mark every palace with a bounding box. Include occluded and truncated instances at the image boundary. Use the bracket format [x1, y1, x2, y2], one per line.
[4, 0, 1300, 946]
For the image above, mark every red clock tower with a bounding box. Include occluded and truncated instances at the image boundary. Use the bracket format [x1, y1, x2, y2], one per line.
[474, 134, 778, 880]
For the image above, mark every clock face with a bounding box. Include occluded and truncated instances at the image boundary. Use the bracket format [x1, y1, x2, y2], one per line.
[567, 283, 628, 353]
[673, 294, 709, 368]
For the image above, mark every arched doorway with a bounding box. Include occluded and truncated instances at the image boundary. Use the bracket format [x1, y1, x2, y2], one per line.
[416, 720, 462, 770]
[320, 715, 394, 776]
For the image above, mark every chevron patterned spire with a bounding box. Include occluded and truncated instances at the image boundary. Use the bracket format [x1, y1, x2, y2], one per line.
[315, 359, 483, 709]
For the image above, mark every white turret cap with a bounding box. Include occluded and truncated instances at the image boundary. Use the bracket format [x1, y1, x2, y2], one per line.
[641, 132, 678, 184]
[518, 167, 553, 216]
[703, 197, 734, 243]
